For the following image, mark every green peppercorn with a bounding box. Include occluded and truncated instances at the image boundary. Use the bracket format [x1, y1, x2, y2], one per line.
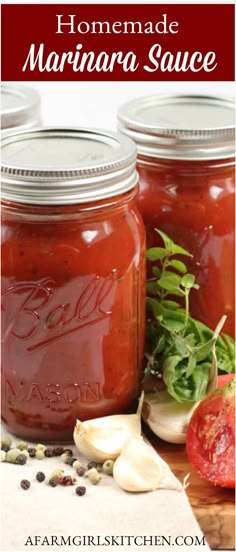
[6, 448, 21, 463]
[1, 436, 12, 448]
[51, 469, 64, 479]
[20, 479, 30, 490]
[0, 450, 6, 462]
[102, 459, 115, 476]
[36, 444, 46, 452]
[49, 476, 59, 487]
[16, 454, 27, 465]
[86, 468, 101, 485]
[16, 441, 28, 451]
[28, 447, 36, 458]
[35, 449, 45, 460]
[36, 471, 46, 482]
[75, 485, 86, 496]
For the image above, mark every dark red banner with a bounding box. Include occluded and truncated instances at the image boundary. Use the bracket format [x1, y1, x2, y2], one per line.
[1, 4, 235, 81]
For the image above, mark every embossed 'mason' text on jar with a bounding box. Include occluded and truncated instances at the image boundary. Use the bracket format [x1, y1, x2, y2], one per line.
[1, 128, 146, 441]
[118, 95, 235, 337]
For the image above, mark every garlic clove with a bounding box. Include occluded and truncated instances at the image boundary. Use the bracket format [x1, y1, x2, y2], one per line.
[142, 391, 198, 444]
[113, 436, 182, 492]
[73, 392, 144, 462]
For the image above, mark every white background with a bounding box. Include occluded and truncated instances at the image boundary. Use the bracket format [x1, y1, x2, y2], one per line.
[11, 81, 235, 130]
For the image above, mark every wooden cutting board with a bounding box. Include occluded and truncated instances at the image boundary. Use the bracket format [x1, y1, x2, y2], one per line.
[147, 430, 235, 550]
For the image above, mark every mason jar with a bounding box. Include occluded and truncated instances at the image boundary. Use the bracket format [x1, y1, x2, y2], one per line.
[1, 83, 41, 132]
[1, 128, 146, 441]
[118, 95, 235, 337]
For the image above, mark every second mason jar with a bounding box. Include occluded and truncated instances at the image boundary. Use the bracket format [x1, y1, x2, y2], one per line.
[1, 128, 146, 441]
[118, 95, 235, 337]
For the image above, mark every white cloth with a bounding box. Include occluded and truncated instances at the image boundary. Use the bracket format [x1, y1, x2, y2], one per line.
[0, 425, 210, 552]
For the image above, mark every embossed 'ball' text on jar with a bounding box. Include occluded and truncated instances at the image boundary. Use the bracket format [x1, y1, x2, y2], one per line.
[118, 95, 235, 337]
[1, 128, 146, 441]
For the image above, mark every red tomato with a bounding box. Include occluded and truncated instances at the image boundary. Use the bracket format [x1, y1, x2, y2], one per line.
[217, 374, 235, 387]
[186, 378, 235, 488]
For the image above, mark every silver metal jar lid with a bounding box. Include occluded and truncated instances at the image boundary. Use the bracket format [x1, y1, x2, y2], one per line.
[1, 127, 138, 205]
[118, 94, 236, 161]
[1, 84, 41, 131]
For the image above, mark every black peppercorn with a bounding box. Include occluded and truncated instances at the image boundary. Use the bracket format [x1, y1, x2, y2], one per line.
[20, 479, 30, 490]
[1, 444, 10, 453]
[36, 471, 46, 482]
[76, 466, 86, 477]
[28, 447, 36, 458]
[49, 476, 59, 487]
[67, 456, 77, 466]
[16, 454, 27, 465]
[87, 461, 101, 471]
[44, 448, 53, 458]
[53, 446, 65, 457]
[76, 485, 86, 496]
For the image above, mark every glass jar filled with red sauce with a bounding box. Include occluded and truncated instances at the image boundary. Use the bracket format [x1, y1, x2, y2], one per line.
[1, 128, 146, 441]
[118, 95, 235, 337]
[1, 83, 41, 132]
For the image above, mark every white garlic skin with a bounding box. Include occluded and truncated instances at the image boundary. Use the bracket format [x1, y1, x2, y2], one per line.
[113, 437, 182, 493]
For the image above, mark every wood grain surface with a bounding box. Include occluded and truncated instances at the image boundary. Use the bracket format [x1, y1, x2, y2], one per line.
[146, 429, 235, 550]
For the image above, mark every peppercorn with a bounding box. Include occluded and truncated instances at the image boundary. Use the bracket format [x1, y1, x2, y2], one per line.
[1, 436, 12, 448]
[1, 444, 10, 453]
[44, 448, 53, 458]
[6, 448, 21, 463]
[36, 471, 46, 482]
[61, 452, 71, 464]
[86, 467, 101, 485]
[36, 443, 46, 452]
[63, 448, 73, 457]
[87, 461, 98, 470]
[28, 447, 36, 458]
[49, 476, 59, 487]
[16, 441, 28, 451]
[0, 450, 6, 462]
[75, 485, 86, 496]
[51, 469, 64, 479]
[16, 454, 27, 465]
[20, 479, 30, 490]
[59, 475, 76, 486]
[53, 446, 64, 457]
[35, 449, 45, 460]
[67, 456, 78, 466]
[102, 459, 115, 476]
[72, 460, 82, 471]
[76, 466, 86, 477]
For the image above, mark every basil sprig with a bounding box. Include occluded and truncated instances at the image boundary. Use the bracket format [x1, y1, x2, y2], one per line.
[145, 229, 235, 403]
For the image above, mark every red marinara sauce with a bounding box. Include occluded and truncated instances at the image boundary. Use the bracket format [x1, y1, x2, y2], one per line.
[118, 95, 235, 337]
[1, 128, 146, 441]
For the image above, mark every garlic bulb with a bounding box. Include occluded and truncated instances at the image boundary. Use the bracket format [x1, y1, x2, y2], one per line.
[113, 437, 182, 492]
[73, 392, 144, 462]
[142, 391, 198, 444]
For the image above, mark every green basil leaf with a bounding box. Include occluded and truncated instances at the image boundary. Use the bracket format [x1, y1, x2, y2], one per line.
[194, 338, 216, 361]
[169, 243, 192, 257]
[181, 273, 196, 289]
[161, 300, 180, 310]
[186, 355, 197, 377]
[157, 275, 184, 296]
[152, 266, 161, 278]
[162, 318, 186, 332]
[146, 297, 165, 318]
[168, 259, 187, 274]
[154, 228, 173, 249]
[147, 247, 168, 261]
[146, 282, 159, 295]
